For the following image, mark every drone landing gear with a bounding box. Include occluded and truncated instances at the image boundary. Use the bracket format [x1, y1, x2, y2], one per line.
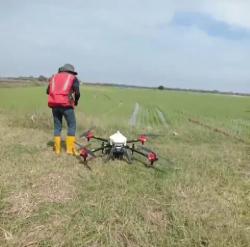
[103, 147, 114, 163]
[124, 149, 132, 164]
[102, 147, 132, 165]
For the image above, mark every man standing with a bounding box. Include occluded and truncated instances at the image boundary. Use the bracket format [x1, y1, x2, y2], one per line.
[47, 64, 80, 155]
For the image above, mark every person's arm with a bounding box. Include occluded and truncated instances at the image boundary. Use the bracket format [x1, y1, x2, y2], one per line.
[47, 76, 52, 94]
[46, 85, 50, 95]
[72, 77, 80, 105]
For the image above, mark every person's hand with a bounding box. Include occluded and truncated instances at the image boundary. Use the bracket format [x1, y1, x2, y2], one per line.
[75, 100, 78, 106]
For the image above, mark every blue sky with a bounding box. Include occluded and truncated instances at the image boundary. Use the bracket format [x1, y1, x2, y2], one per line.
[0, 0, 250, 93]
[171, 12, 250, 40]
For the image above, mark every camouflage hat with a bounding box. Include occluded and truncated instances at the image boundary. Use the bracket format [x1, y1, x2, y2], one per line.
[60, 64, 78, 75]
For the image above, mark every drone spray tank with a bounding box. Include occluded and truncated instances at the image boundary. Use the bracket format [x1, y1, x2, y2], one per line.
[109, 131, 127, 147]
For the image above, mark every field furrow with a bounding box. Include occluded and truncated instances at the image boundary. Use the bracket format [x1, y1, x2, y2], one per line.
[129, 102, 140, 127]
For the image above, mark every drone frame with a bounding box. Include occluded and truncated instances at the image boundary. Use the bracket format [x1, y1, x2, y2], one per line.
[76, 130, 158, 166]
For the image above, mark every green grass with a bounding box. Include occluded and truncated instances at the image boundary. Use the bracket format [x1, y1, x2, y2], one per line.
[0, 83, 249, 246]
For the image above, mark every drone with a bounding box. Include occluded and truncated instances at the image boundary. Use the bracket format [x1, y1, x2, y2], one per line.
[75, 129, 158, 166]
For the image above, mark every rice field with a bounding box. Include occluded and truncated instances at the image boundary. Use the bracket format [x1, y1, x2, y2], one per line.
[0, 83, 249, 246]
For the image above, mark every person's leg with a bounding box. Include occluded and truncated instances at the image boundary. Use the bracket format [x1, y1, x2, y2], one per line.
[52, 108, 63, 154]
[63, 108, 78, 155]
[63, 108, 76, 136]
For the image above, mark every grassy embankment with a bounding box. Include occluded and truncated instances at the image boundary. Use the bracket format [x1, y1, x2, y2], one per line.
[0, 83, 249, 246]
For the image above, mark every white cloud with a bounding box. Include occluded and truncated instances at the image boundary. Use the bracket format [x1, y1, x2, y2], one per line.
[201, 0, 250, 29]
[0, 0, 249, 92]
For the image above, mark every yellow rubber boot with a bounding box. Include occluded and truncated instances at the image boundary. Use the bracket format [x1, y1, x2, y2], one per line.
[54, 136, 61, 155]
[66, 136, 79, 156]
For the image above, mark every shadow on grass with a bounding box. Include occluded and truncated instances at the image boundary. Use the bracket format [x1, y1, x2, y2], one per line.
[132, 154, 177, 176]
[76, 156, 93, 171]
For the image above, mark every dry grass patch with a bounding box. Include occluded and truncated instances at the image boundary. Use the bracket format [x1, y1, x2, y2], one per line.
[15, 215, 68, 247]
[34, 171, 77, 204]
[4, 191, 37, 218]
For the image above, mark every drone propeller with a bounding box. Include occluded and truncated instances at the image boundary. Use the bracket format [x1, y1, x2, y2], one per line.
[138, 135, 148, 144]
[80, 128, 109, 143]
[127, 135, 147, 144]
[127, 132, 158, 144]
[75, 142, 96, 158]
[80, 126, 96, 137]
[135, 145, 158, 165]
[140, 133, 161, 138]
[79, 126, 96, 140]
[139, 146, 175, 166]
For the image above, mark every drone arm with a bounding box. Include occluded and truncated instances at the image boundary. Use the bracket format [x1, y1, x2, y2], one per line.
[127, 139, 140, 144]
[125, 146, 158, 165]
[125, 146, 147, 157]
[92, 136, 109, 142]
[127, 135, 148, 145]
[90, 144, 111, 153]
